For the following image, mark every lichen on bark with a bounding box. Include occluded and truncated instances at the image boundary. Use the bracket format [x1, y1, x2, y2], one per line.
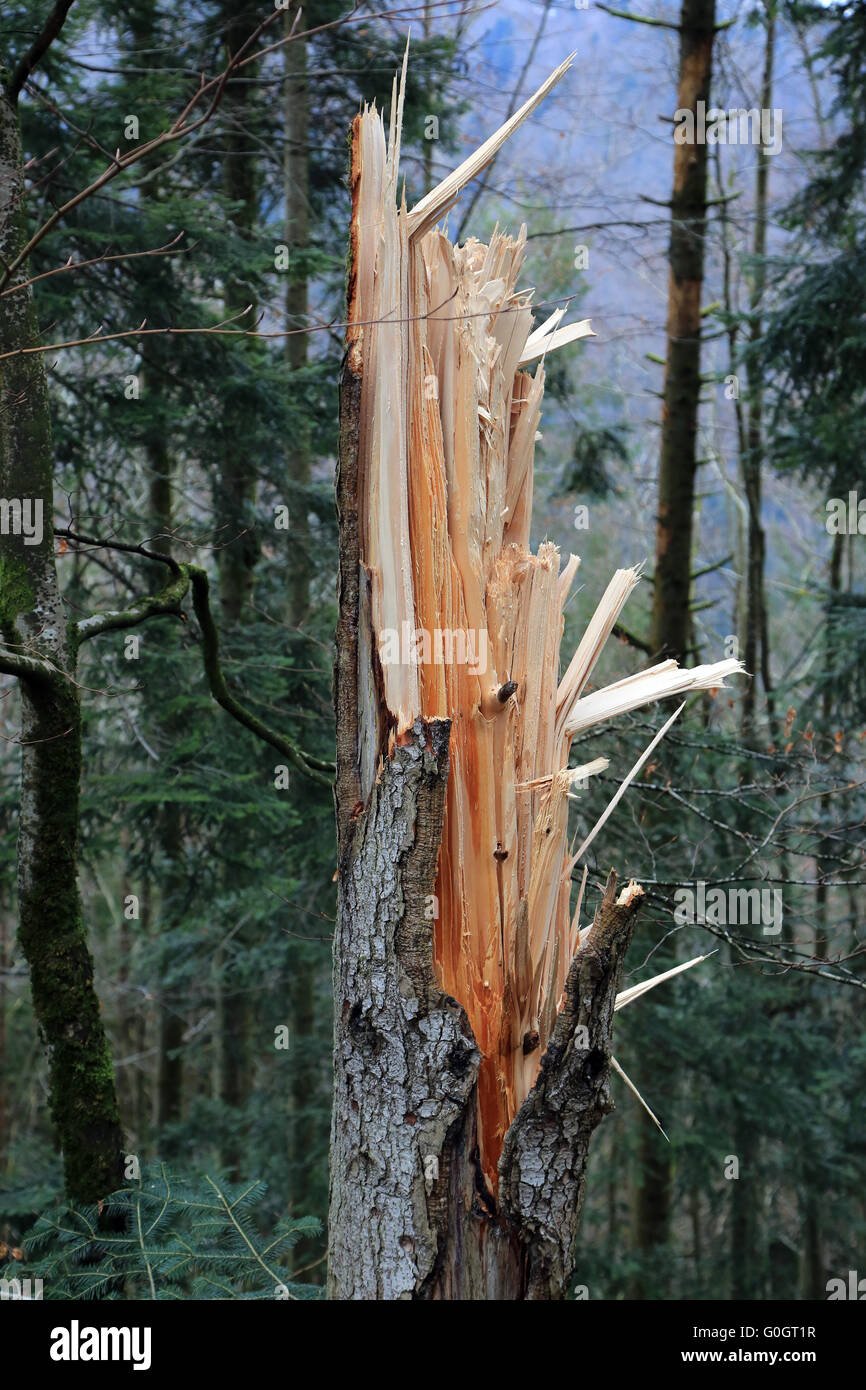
[1, 80, 124, 1201]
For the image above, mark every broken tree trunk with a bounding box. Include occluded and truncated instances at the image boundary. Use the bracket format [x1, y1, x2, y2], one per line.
[328, 52, 740, 1300]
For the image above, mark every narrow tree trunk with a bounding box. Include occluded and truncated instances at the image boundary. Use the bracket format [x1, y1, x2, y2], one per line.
[213, 1, 261, 1164]
[727, 18, 776, 1284]
[800, 1189, 827, 1300]
[730, 1117, 760, 1298]
[0, 84, 123, 1201]
[216, 0, 261, 624]
[635, 0, 717, 1291]
[155, 806, 186, 1139]
[742, 1, 775, 737]
[281, 24, 321, 1231]
[651, 0, 717, 663]
[141, 425, 190, 1147]
[283, 4, 312, 628]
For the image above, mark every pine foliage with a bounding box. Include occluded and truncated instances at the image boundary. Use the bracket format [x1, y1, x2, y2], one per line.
[3, 1163, 322, 1301]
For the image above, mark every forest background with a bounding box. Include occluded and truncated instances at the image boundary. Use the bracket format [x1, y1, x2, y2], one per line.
[1, 0, 864, 1300]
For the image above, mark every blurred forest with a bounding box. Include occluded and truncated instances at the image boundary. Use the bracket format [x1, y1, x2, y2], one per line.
[0, 0, 864, 1300]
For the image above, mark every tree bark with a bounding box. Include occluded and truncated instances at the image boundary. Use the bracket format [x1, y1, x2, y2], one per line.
[650, 0, 717, 663]
[742, 1, 775, 738]
[0, 86, 124, 1201]
[327, 701, 642, 1298]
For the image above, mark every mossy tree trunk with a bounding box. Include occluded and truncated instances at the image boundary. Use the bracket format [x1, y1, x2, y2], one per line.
[0, 83, 124, 1201]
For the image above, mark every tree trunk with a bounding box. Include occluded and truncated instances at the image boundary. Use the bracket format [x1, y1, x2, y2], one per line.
[281, 20, 322, 1238]
[216, 0, 261, 625]
[328, 712, 642, 1299]
[742, 1, 775, 737]
[325, 66, 738, 1298]
[651, 0, 717, 663]
[0, 903, 7, 1176]
[283, 4, 312, 628]
[635, 0, 717, 1290]
[154, 805, 186, 1140]
[0, 87, 124, 1200]
[730, 1117, 760, 1298]
[213, 1, 261, 1165]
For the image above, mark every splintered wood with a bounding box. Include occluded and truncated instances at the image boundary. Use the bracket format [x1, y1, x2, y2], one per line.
[346, 52, 741, 1193]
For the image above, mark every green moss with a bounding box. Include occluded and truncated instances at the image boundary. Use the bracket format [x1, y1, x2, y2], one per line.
[0, 553, 35, 630]
[17, 677, 124, 1201]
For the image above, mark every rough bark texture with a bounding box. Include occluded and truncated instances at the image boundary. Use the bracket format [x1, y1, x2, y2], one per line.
[0, 85, 124, 1201]
[498, 873, 642, 1299]
[327, 704, 642, 1300]
[328, 718, 480, 1299]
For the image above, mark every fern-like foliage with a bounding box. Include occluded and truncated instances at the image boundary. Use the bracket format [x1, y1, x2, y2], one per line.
[1, 1163, 322, 1301]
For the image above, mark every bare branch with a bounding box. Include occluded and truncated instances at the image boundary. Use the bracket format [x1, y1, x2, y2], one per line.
[3, 1, 472, 291]
[0, 7, 281, 290]
[0, 233, 190, 300]
[596, 4, 680, 30]
[54, 526, 181, 574]
[0, 291, 584, 364]
[48, 529, 332, 784]
[612, 621, 652, 654]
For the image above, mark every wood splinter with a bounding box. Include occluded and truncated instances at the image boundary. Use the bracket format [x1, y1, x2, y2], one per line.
[343, 46, 742, 1193]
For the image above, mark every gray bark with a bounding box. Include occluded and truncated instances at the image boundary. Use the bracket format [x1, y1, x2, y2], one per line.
[326, 711, 642, 1298]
